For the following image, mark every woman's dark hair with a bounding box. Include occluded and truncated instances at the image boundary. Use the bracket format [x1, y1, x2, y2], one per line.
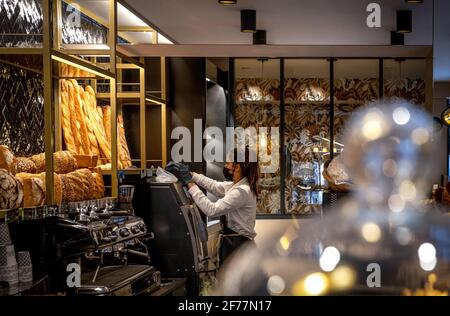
[233, 147, 259, 195]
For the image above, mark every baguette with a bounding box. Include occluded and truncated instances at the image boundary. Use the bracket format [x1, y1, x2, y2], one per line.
[60, 80, 78, 153]
[80, 87, 100, 157]
[117, 113, 132, 169]
[66, 80, 82, 153]
[102, 106, 112, 145]
[70, 80, 91, 155]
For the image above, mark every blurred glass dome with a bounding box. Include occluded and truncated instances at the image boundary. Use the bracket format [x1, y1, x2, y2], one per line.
[214, 100, 450, 296]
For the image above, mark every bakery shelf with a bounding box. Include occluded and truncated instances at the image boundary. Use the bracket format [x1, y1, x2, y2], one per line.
[52, 49, 115, 79]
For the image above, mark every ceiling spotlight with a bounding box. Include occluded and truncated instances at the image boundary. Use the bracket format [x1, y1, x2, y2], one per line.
[253, 30, 267, 45]
[241, 9, 256, 33]
[391, 31, 404, 45]
[397, 10, 412, 33]
[405, 0, 423, 3]
[218, 0, 237, 5]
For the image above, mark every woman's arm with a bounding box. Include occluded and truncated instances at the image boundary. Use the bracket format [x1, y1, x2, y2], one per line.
[191, 172, 231, 198]
[187, 183, 246, 217]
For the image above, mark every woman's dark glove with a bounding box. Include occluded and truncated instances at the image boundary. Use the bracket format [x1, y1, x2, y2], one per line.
[165, 162, 193, 186]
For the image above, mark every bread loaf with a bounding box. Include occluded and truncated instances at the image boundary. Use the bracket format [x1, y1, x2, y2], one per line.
[21, 176, 45, 208]
[64, 170, 85, 202]
[75, 169, 94, 200]
[0, 145, 15, 172]
[37, 172, 62, 204]
[31, 151, 77, 174]
[92, 172, 105, 199]
[0, 169, 23, 209]
[60, 174, 76, 203]
[54, 151, 78, 174]
[30, 153, 45, 173]
[16, 172, 63, 204]
[12, 157, 36, 174]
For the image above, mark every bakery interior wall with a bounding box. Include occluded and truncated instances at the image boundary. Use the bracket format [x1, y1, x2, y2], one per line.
[167, 57, 207, 174]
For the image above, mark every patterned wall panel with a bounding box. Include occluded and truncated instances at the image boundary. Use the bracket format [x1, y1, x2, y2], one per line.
[0, 62, 44, 156]
[61, 1, 107, 45]
[0, 0, 43, 47]
[234, 77, 425, 215]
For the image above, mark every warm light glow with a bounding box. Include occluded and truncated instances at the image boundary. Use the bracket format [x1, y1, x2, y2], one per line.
[319, 247, 341, 272]
[303, 273, 329, 296]
[267, 275, 285, 295]
[362, 120, 383, 140]
[330, 266, 356, 290]
[418, 243, 436, 264]
[361, 222, 382, 243]
[399, 180, 417, 201]
[279, 236, 290, 251]
[388, 194, 405, 212]
[411, 128, 430, 146]
[393, 107, 410, 125]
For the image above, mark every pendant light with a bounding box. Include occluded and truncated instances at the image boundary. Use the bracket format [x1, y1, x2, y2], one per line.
[391, 31, 404, 45]
[253, 30, 267, 45]
[405, 0, 423, 3]
[397, 10, 412, 33]
[218, 0, 237, 5]
[241, 10, 256, 33]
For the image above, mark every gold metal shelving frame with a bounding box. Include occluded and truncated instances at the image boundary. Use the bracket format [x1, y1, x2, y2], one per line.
[0, 0, 168, 203]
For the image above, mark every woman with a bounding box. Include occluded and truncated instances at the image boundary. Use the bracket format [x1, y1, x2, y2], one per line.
[166, 147, 258, 266]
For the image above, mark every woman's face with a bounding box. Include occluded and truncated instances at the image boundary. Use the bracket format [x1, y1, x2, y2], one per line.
[224, 161, 234, 170]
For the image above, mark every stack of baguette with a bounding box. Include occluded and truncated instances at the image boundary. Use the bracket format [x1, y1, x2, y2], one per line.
[60, 79, 132, 169]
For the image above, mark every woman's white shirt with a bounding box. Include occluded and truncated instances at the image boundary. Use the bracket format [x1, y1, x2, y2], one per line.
[188, 173, 257, 239]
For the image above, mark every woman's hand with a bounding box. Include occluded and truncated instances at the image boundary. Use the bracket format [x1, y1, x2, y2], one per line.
[166, 162, 193, 186]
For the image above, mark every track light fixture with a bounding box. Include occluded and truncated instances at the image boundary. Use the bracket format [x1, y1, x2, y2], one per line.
[253, 30, 267, 45]
[397, 10, 412, 33]
[218, 0, 237, 5]
[241, 9, 256, 33]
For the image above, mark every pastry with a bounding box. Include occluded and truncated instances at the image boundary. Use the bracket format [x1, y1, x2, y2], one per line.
[0, 169, 23, 209]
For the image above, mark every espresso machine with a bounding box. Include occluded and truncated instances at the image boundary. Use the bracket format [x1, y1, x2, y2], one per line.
[10, 193, 161, 296]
